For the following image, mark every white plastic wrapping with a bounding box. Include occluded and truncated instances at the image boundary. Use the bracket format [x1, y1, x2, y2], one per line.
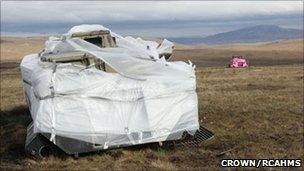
[20, 25, 199, 148]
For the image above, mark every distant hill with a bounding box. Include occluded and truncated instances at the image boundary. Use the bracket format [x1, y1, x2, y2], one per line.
[169, 25, 303, 45]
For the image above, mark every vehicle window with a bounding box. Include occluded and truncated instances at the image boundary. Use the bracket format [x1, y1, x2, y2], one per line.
[84, 37, 102, 47]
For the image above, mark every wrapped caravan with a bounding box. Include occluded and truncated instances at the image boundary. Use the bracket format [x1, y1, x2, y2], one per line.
[21, 25, 213, 158]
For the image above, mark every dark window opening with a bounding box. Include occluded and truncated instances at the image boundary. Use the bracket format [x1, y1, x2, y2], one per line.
[84, 37, 102, 47]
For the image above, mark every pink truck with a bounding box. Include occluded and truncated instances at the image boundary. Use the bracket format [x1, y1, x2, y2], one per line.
[228, 56, 249, 68]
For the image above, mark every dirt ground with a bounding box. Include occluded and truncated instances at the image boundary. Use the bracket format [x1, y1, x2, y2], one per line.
[0, 37, 303, 170]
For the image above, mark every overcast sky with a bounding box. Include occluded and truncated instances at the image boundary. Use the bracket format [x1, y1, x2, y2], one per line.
[1, 1, 303, 38]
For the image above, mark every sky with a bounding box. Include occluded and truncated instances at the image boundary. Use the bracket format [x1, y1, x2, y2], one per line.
[1, 1, 303, 38]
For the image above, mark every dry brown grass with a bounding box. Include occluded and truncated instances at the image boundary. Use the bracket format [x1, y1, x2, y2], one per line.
[0, 36, 46, 62]
[173, 39, 303, 67]
[0, 36, 303, 170]
[209, 39, 304, 52]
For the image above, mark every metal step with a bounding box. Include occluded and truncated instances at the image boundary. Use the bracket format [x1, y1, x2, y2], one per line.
[169, 126, 214, 147]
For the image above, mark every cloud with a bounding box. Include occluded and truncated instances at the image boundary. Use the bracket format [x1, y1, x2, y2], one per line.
[2, 1, 302, 23]
[1, 1, 303, 37]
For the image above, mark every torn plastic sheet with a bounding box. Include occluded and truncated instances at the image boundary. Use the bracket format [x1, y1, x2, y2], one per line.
[65, 38, 195, 80]
[20, 24, 199, 149]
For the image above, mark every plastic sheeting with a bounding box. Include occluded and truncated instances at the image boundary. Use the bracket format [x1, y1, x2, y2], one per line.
[20, 25, 199, 149]
[228, 56, 249, 68]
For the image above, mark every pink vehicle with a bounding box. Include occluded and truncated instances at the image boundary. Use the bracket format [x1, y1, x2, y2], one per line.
[228, 56, 249, 68]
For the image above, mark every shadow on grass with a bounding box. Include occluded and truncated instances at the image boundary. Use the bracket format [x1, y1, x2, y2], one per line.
[0, 105, 31, 126]
[0, 105, 31, 163]
[0, 105, 175, 163]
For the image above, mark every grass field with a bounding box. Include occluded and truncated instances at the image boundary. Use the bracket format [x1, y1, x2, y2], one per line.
[0, 37, 303, 169]
[173, 39, 303, 67]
